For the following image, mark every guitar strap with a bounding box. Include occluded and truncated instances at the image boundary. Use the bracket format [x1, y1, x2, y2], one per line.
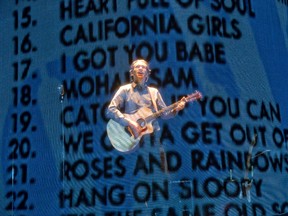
[147, 87, 158, 112]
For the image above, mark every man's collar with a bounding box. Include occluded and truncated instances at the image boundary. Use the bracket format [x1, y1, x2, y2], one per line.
[132, 82, 147, 90]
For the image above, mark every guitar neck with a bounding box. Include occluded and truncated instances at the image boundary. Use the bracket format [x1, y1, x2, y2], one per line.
[145, 101, 181, 122]
[144, 90, 202, 123]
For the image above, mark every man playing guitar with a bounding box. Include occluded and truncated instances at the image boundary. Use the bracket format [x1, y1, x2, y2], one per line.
[106, 59, 186, 144]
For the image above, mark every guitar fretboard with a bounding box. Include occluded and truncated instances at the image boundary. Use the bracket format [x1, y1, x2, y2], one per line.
[145, 101, 181, 122]
[144, 91, 201, 122]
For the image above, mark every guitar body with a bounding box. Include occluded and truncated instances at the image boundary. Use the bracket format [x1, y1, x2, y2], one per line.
[107, 107, 154, 153]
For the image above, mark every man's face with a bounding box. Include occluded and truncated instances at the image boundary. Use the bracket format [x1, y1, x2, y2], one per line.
[131, 60, 149, 84]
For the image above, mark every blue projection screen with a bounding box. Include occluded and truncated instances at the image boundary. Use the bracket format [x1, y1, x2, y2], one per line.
[1, 0, 288, 215]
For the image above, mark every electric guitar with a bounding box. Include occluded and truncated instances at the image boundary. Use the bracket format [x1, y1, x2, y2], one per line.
[107, 91, 202, 153]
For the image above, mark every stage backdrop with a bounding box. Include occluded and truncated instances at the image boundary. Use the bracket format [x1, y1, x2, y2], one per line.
[1, 0, 288, 215]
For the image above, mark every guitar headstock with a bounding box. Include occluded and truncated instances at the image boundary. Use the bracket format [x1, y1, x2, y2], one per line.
[185, 90, 202, 102]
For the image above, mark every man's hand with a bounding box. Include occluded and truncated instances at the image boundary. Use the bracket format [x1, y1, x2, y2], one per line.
[127, 119, 142, 139]
[174, 97, 186, 112]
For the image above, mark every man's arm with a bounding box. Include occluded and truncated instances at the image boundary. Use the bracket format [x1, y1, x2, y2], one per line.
[106, 86, 143, 134]
[106, 86, 130, 126]
[154, 90, 185, 119]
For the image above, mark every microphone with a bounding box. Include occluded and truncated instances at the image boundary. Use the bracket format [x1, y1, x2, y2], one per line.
[57, 84, 65, 102]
